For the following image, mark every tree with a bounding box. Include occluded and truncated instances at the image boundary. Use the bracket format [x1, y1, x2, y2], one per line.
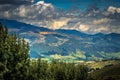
[74, 65, 88, 80]
[0, 22, 90, 80]
[0, 22, 30, 80]
[0, 22, 8, 79]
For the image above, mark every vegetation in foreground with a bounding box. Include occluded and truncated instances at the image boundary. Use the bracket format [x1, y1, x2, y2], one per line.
[0, 22, 91, 80]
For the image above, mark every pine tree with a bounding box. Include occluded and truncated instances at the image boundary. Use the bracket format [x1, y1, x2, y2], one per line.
[0, 22, 30, 80]
[0, 23, 8, 79]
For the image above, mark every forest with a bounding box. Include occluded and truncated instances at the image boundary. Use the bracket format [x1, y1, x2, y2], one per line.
[0, 22, 92, 80]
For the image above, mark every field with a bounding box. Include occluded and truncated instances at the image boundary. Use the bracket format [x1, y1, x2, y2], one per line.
[89, 60, 120, 80]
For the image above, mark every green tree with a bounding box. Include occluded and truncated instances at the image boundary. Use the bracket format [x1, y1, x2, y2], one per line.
[0, 22, 8, 79]
[74, 65, 88, 80]
[0, 22, 30, 80]
[0, 22, 90, 80]
[29, 59, 48, 79]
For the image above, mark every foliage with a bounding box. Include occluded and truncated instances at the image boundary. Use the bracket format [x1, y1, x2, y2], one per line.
[0, 22, 90, 80]
[28, 59, 89, 80]
[0, 22, 30, 80]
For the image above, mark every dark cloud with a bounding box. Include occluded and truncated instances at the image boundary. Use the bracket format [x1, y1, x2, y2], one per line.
[0, 0, 120, 34]
[0, 1, 55, 20]
[0, 0, 32, 5]
[86, 3, 99, 12]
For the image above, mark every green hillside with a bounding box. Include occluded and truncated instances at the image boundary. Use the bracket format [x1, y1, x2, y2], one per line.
[1, 19, 120, 61]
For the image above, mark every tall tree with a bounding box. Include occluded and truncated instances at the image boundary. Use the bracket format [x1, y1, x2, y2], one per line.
[0, 22, 30, 80]
[0, 22, 8, 79]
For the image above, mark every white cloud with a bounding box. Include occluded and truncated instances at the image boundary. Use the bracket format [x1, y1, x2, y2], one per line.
[103, 6, 120, 17]
[48, 17, 71, 29]
[93, 18, 112, 25]
[94, 26, 110, 33]
[35, 1, 52, 7]
[117, 8, 120, 13]
[107, 6, 120, 14]
[35, 1, 45, 5]
[19, 5, 26, 17]
[79, 24, 90, 31]
[107, 6, 117, 14]
[3, 11, 10, 18]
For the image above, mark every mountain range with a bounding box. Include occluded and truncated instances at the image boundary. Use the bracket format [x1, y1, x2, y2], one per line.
[0, 19, 120, 61]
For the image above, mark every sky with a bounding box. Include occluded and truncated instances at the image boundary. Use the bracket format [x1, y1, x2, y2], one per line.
[0, 0, 120, 34]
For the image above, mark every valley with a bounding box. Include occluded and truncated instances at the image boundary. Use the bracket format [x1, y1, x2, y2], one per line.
[1, 19, 120, 61]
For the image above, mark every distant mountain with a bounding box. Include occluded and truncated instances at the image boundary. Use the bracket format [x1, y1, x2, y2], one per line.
[0, 19, 120, 61]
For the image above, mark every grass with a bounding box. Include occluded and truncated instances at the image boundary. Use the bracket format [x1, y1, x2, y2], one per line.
[87, 60, 120, 69]
[90, 64, 120, 80]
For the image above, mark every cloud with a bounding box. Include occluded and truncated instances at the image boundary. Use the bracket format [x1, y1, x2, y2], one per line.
[0, 1, 55, 19]
[35, 1, 51, 7]
[0, 1, 120, 34]
[111, 27, 120, 33]
[93, 26, 110, 33]
[59, 16, 120, 34]
[0, 0, 32, 5]
[93, 18, 112, 25]
[79, 24, 90, 32]
[47, 17, 71, 29]
[103, 6, 120, 19]
[107, 6, 120, 14]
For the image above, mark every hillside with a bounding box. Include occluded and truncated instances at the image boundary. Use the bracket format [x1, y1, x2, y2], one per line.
[0, 19, 120, 61]
[86, 59, 120, 69]
[90, 64, 120, 80]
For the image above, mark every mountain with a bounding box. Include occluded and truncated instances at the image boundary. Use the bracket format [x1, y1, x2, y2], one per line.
[0, 19, 120, 61]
